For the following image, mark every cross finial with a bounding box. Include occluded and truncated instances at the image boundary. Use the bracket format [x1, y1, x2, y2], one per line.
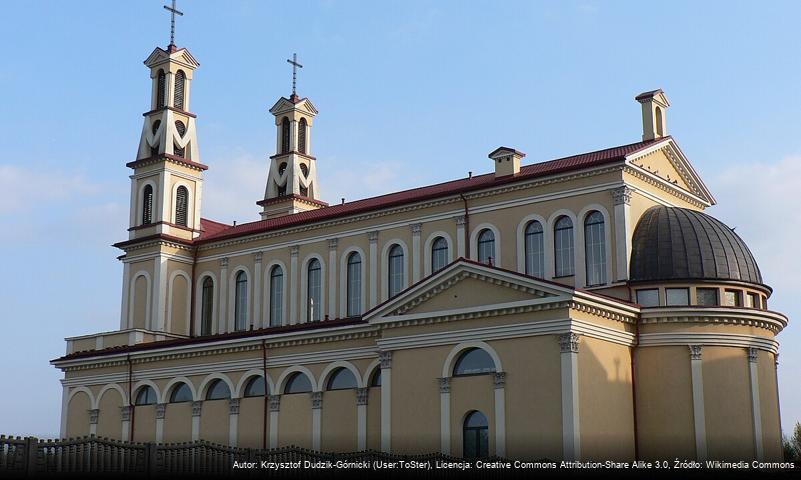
[287, 53, 303, 98]
[163, 0, 184, 47]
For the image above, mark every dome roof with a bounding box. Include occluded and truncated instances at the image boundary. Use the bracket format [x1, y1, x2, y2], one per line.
[630, 206, 763, 285]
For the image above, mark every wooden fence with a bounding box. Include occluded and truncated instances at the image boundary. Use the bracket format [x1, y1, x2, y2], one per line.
[0, 434, 498, 476]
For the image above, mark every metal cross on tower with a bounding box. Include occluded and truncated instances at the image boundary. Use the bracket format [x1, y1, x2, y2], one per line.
[287, 53, 303, 97]
[163, 0, 184, 46]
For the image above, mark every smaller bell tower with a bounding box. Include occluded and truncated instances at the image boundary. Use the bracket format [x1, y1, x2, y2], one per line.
[258, 54, 327, 219]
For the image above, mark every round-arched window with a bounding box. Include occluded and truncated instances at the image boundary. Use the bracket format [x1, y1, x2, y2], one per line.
[244, 376, 266, 397]
[169, 383, 193, 403]
[284, 372, 313, 394]
[326, 368, 358, 391]
[205, 379, 231, 400]
[453, 348, 496, 376]
[463, 410, 489, 459]
[134, 386, 157, 406]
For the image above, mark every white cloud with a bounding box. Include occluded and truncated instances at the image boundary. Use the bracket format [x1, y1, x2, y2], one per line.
[0, 164, 102, 214]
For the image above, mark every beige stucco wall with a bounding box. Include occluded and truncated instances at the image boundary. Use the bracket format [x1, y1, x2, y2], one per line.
[96, 388, 123, 440]
[278, 394, 312, 448]
[703, 346, 754, 460]
[321, 390, 358, 452]
[758, 350, 782, 461]
[238, 397, 267, 448]
[66, 391, 92, 438]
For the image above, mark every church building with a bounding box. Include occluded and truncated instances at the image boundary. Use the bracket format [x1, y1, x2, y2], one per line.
[52, 30, 788, 462]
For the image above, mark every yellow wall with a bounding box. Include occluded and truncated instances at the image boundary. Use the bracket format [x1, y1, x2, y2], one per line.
[703, 347, 754, 460]
[278, 394, 312, 448]
[321, 390, 358, 452]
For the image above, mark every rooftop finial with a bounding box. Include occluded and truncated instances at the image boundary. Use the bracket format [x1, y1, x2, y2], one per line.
[163, 0, 184, 48]
[287, 53, 303, 98]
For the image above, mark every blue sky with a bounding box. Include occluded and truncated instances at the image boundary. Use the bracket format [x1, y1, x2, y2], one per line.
[0, 0, 799, 438]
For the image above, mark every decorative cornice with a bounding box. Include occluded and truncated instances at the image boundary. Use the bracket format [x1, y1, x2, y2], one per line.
[229, 398, 240, 415]
[379, 351, 392, 369]
[268, 394, 281, 412]
[355, 388, 369, 406]
[623, 165, 707, 209]
[155, 403, 166, 419]
[559, 333, 580, 353]
[611, 186, 633, 206]
[494, 372, 506, 389]
[689, 345, 702, 361]
[639, 307, 787, 334]
[438, 377, 450, 394]
[311, 391, 323, 410]
[191, 401, 203, 417]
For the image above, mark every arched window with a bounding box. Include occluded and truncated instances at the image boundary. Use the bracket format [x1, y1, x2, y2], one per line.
[234, 271, 248, 331]
[281, 117, 290, 153]
[243, 376, 266, 397]
[655, 106, 663, 136]
[554, 216, 574, 277]
[169, 383, 193, 403]
[174, 70, 185, 110]
[150, 120, 161, 156]
[370, 369, 381, 387]
[326, 368, 358, 391]
[346, 252, 362, 317]
[453, 348, 496, 376]
[477, 229, 495, 264]
[205, 379, 231, 400]
[174, 120, 186, 157]
[269, 265, 283, 327]
[299, 164, 309, 196]
[584, 211, 607, 286]
[463, 411, 489, 459]
[388, 245, 404, 299]
[156, 70, 166, 108]
[298, 118, 307, 154]
[307, 259, 322, 322]
[142, 185, 153, 225]
[283, 372, 313, 394]
[524, 220, 545, 277]
[431, 237, 449, 273]
[200, 277, 214, 335]
[134, 386, 157, 406]
[175, 185, 188, 227]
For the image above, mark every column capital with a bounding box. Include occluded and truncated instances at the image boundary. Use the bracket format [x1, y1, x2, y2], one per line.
[155, 403, 167, 420]
[368, 231, 379, 243]
[438, 377, 450, 394]
[311, 391, 323, 410]
[558, 333, 580, 353]
[254, 251, 263, 263]
[290, 245, 300, 257]
[88, 409, 100, 425]
[268, 394, 281, 412]
[748, 347, 758, 363]
[494, 372, 506, 389]
[191, 400, 203, 417]
[774, 353, 779, 367]
[410, 223, 423, 235]
[219, 257, 229, 268]
[689, 345, 703, 361]
[611, 186, 633, 205]
[229, 398, 241, 415]
[379, 351, 392, 369]
[328, 238, 339, 250]
[455, 215, 467, 226]
[120, 405, 132, 422]
[356, 388, 369, 406]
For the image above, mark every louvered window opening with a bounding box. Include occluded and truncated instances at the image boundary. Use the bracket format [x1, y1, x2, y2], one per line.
[174, 121, 186, 157]
[156, 70, 166, 108]
[174, 70, 185, 110]
[142, 185, 153, 225]
[281, 117, 291, 153]
[175, 186, 189, 227]
[298, 118, 307, 154]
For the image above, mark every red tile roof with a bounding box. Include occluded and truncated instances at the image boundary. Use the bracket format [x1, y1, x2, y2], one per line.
[194, 137, 667, 245]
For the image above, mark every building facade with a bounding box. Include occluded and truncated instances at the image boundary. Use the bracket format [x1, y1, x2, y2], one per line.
[52, 38, 788, 462]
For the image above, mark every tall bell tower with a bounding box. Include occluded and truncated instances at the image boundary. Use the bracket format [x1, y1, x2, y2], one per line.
[258, 54, 327, 219]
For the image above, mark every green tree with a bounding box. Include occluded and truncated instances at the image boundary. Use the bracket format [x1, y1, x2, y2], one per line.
[783, 422, 801, 462]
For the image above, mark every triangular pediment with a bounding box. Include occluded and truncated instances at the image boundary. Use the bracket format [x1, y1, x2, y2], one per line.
[363, 259, 574, 323]
[269, 97, 318, 116]
[626, 137, 716, 206]
[144, 47, 200, 70]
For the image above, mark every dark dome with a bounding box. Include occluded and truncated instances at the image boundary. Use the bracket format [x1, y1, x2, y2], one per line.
[630, 206, 763, 285]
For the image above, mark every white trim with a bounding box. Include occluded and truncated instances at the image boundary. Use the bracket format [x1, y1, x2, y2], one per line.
[194, 272, 218, 336]
[153, 256, 168, 332]
[469, 223, 501, 267]
[228, 266, 252, 332]
[560, 341, 580, 460]
[317, 360, 364, 391]
[423, 231, 454, 277]
[135, 178, 159, 226]
[197, 372, 236, 400]
[263, 260, 288, 328]
[380, 364, 391, 452]
[689, 346, 707, 461]
[494, 383, 506, 457]
[441, 341, 503, 378]
[300, 253, 326, 323]
[120, 263, 130, 329]
[381, 239, 410, 302]
[234, 369, 275, 398]
[128, 271, 152, 331]
[361, 359, 381, 387]
[169, 180, 194, 229]
[515, 214, 549, 277]
[339, 247, 367, 318]
[547, 209, 578, 280]
[638, 332, 779, 354]
[328, 243, 337, 321]
[162, 376, 198, 403]
[60, 386, 69, 438]
[166, 270, 191, 335]
[132, 380, 161, 405]
[96, 383, 129, 408]
[576, 204, 613, 288]
[440, 384, 450, 455]
[276, 365, 318, 394]
[748, 350, 764, 461]
[67, 386, 95, 410]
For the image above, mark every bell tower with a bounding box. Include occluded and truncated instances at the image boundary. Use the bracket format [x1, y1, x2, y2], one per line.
[258, 54, 327, 219]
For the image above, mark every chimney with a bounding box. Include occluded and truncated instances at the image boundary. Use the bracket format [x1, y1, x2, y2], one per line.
[635, 89, 670, 141]
[488, 147, 526, 178]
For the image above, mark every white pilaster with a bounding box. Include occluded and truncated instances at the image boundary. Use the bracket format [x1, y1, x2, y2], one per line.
[411, 224, 422, 283]
[311, 392, 322, 450]
[439, 377, 451, 454]
[747, 348, 764, 461]
[253, 253, 263, 328]
[612, 186, 632, 281]
[120, 262, 131, 329]
[328, 239, 338, 320]
[455, 216, 466, 257]
[289, 246, 299, 324]
[689, 345, 707, 461]
[229, 398, 240, 447]
[153, 256, 168, 331]
[369, 232, 379, 308]
[559, 333, 580, 460]
[218, 258, 228, 334]
[191, 401, 202, 441]
[88, 409, 99, 436]
[379, 351, 392, 452]
[269, 395, 280, 448]
[356, 388, 368, 450]
[120, 406, 131, 442]
[160, 171, 171, 223]
[60, 387, 69, 438]
[155, 403, 166, 443]
[494, 372, 507, 457]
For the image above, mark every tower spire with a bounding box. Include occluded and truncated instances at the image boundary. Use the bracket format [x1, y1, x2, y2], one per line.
[163, 0, 184, 48]
[287, 53, 303, 100]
